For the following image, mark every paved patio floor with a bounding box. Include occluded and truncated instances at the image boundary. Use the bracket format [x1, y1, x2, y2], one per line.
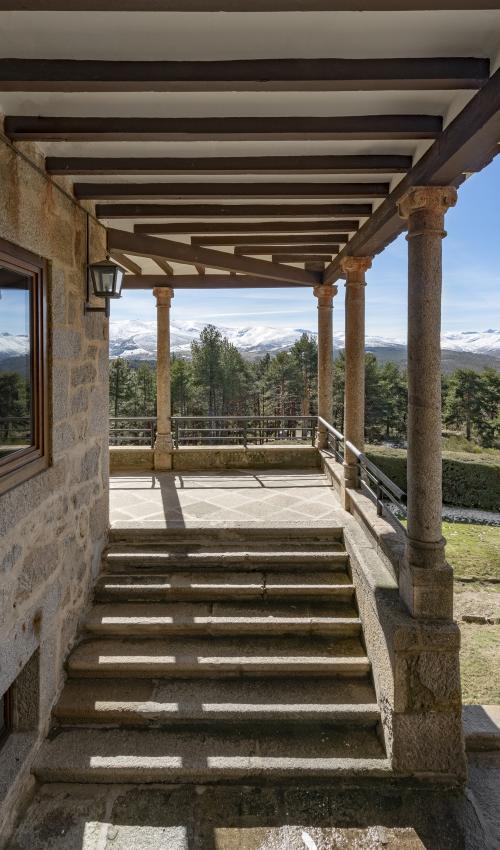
[110, 469, 344, 528]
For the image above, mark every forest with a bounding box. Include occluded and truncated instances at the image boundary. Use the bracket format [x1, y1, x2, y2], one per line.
[107, 325, 499, 448]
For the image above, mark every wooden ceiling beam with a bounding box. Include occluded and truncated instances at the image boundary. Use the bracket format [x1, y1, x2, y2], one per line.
[75, 181, 389, 200]
[152, 257, 174, 275]
[192, 234, 349, 245]
[3, 2, 499, 10]
[98, 203, 372, 218]
[273, 254, 333, 263]
[324, 66, 500, 284]
[121, 274, 312, 289]
[134, 219, 360, 234]
[46, 154, 412, 176]
[1, 58, 488, 92]
[107, 228, 320, 285]
[109, 251, 142, 275]
[5, 115, 442, 142]
[236, 243, 340, 255]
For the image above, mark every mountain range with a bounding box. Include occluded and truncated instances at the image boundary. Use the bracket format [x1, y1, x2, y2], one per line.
[1, 325, 500, 374]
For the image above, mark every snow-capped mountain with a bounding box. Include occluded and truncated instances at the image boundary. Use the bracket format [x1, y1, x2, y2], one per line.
[1, 325, 500, 365]
[0, 331, 30, 359]
[106, 322, 500, 360]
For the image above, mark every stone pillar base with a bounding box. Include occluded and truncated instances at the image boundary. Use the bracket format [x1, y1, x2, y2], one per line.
[315, 430, 328, 451]
[399, 558, 454, 620]
[340, 462, 359, 510]
[154, 433, 173, 471]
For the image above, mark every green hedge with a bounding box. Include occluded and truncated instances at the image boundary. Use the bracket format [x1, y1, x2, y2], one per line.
[365, 446, 500, 511]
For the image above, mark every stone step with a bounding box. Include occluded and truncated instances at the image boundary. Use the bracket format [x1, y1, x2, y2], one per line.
[103, 549, 349, 573]
[84, 602, 361, 638]
[67, 636, 371, 679]
[109, 527, 344, 546]
[34, 727, 389, 784]
[54, 677, 380, 727]
[95, 571, 354, 603]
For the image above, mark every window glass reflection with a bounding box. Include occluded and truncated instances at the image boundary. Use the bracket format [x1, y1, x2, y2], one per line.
[0, 267, 33, 457]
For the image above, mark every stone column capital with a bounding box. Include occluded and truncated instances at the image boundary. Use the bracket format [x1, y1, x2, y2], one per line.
[340, 256, 372, 277]
[153, 286, 174, 306]
[313, 284, 338, 303]
[398, 186, 457, 221]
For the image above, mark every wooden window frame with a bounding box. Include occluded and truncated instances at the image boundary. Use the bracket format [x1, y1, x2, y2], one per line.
[0, 685, 14, 750]
[0, 237, 49, 495]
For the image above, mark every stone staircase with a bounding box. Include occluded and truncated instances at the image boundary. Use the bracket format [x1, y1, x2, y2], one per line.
[35, 528, 389, 784]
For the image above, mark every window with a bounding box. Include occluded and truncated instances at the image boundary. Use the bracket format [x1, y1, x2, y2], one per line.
[0, 687, 13, 749]
[0, 238, 48, 494]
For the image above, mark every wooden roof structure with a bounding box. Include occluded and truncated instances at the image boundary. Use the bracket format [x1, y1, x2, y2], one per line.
[1, 3, 499, 290]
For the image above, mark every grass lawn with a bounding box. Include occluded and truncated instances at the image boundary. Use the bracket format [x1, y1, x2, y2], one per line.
[444, 522, 500, 582]
[442, 521, 500, 703]
[460, 626, 500, 704]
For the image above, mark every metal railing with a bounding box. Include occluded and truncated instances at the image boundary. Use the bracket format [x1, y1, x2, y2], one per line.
[0, 416, 32, 441]
[109, 414, 317, 448]
[109, 416, 157, 447]
[318, 415, 407, 531]
[173, 415, 317, 447]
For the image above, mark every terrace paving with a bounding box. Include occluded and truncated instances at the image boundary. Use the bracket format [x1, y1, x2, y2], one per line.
[110, 470, 344, 529]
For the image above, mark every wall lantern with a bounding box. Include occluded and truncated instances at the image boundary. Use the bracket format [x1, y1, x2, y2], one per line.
[84, 213, 123, 317]
[85, 260, 124, 317]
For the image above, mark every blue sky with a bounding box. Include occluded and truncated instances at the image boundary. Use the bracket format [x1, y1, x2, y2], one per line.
[2, 157, 499, 340]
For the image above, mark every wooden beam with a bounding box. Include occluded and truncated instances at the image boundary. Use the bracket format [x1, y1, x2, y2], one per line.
[4, 3, 499, 11]
[109, 251, 142, 275]
[5, 115, 442, 142]
[2, 58, 488, 92]
[236, 243, 340, 255]
[273, 254, 333, 263]
[46, 154, 413, 176]
[324, 66, 500, 284]
[98, 203, 372, 219]
[121, 274, 311, 289]
[134, 220, 360, 234]
[75, 181, 389, 200]
[194, 264, 206, 275]
[152, 257, 174, 275]
[193, 234, 349, 246]
[107, 228, 319, 286]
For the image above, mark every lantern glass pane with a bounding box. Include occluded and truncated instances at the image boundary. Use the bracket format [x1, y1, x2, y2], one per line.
[114, 268, 124, 297]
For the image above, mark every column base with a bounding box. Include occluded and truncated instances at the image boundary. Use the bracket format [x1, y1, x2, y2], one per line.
[154, 433, 174, 471]
[399, 558, 454, 620]
[315, 430, 328, 451]
[340, 462, 359, 510]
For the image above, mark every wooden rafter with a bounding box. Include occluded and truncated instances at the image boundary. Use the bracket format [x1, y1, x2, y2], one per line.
[2, 3, 497, 11]
[98, 203, 372, 219]
[46, 154, 413, 175]
[134, 220, 360, 234]
[152, 257, 174, 275]
[106, 228, 320, 286]
[324, 66, 500, 283]
[5, 115, 443, 141]
[121, 274, 314, 289]
[193, 234, 349, 246]
[1, 58, 488, 92]
[273, 254, 333, 263]
[75, 181, 389, 200]
[109, 251, 142, 275]
[236, 244, 340, 255]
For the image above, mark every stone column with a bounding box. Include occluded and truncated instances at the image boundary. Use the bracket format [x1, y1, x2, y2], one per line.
[340, 256, 372, 508]
[398, 186, 457, 619]
[314, 284, 337, 449]
[153, 286, 174, 471]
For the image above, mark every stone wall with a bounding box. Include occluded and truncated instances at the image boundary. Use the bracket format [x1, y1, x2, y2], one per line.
[110, 445, 321, 472]
[0, 133, 109, 843]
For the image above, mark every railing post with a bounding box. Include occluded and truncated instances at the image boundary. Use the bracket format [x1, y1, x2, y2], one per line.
[242, 419, 248, 448]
